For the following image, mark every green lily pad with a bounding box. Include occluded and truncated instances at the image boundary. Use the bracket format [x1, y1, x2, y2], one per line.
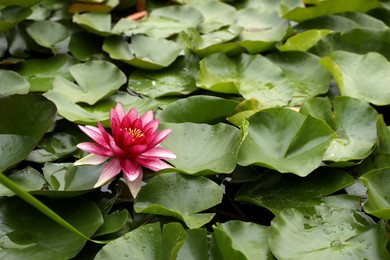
[360, 168, 390, 219]
[16, 55, 78, 92]
[177, 228, 208, 260]
[159, 122, 240, 175]
[0, 70, 29, 96]
[26, 20, 69, 52]
[131, 5, 203, 38]
[50, 60, 126, 105]
[68, 32, 105, 61]
[236, 8, 290, 54]
[376, 115, 390, 154]
[295, 12, 389, 32]
[320, 51, 390, 106]
[103, 35, 182, 70]
[282, 0, 382, 22]
[157, 95, 239, 124]
[322, 96, 378, 163]
[236, 168, 355, 214]
[237, 108, 335, 177]
[44, 91, 157, 125]
[213, 220, 272, 260]
[128, 55, 198, 98]
[72, 12, 112, 36]
[0, 0, 43, 7]
[134, 172, 223, 228]
[94, 209, 129, 237]
[0, 196, 103, 259]
[0, 167, 47, 196]
[0, 95, 57, 171]
[277, 29, 333, 52]
[26, 133, 78, 163]
[269, 201, 389, 260]
[0, 6, 32, 32]
[300, 97, 335, 128]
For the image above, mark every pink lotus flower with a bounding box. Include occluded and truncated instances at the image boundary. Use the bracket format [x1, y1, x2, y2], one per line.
[74, 103, 176, 198]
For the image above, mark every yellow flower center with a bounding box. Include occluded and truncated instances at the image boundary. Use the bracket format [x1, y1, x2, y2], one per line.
[126, 128, 144, 140]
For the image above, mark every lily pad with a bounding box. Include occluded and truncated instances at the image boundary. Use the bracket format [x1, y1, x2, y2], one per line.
[0, 70, 29, 96]
[320, 51, 390, 106]
[0, 6, 32, 32]
[26, 20, 69, 52]
[159, 122, 240, 175]
[213, 220, 272, 260]
[277, 29, 333, 52]
[128, 55, 198, 98]
[236, 168, 355, 214]
[360, 168, 390, 219]
[269, 201, 389, 260]
[0, 167, 47, 196]
[72, 12, 112, 36]
[237, 108, 335, 177]
[157, 95, 239, 124]
[0, 196, 103, 259]
[322, 96, 378, 163]
[282, 0, 382, 22]
[103, 35, 182, 70]
[134, 172, 223, 228]
[236, 8, 290, 54]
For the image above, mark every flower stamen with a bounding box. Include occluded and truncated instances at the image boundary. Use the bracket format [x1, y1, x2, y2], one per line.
[126, 127, 144, 140]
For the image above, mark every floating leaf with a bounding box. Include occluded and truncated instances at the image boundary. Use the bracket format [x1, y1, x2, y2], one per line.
[282, 0, 382, 22]
[322, 96, 378, 163]
[159, 122, 240, 175]
[134, 172, 223, 228]
[0, 70, 29, 96]
[72, 12, 112, 36]
[157, 95, 239, 124]
[94, 209, 129, 237]
[277, 29, 333, 52]
[176, 228, 208, 260]
[128, 55, 198, 98]
[236, 8, 290, 54]
[320, 51, 390, 106]
[376, 115, 390, 154]
[0, 6, 32, 32]
[236, 168, 354, 214]
[26, 20, 69, 51]
[238, 108, 335, 176]
[213, 221, 272, 260]
[16, 55, 78, 92]
[103, 35, 182, 69]
[68, 32, 105, 61]
[0, 197, 103, 259]
[360, 168, 390, 219]
[269, 201, 389, 259]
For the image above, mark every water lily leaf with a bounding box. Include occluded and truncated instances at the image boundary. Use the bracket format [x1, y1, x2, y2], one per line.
[159, 122, 240, 175]
[322, 96, 378, 163]
[44, 91, 157, 125]
[0, 32, 6, 56]
[176, 228, 208, 260]
[16, 55, 78, 92]
[0, 70, 29, 96]
[26, 133, 78, 163]
[103, 35, 182, 70]
[269, 202, 389, 260]
[0, 6, 32, 32]
[179, 26, 242, 57]
[161, 222, 186, 260]
[300, 97, 335, 128]
[237, 108, 335, 176]
[235, 8, 290, 54]
[48, 60, 126, 105]
[68, 0, 119, 13]
[128, 55, 198, 98]
[282, 0, 382, 22]
[266, 51, 331, 105]
[189, 1, 236, 33]
[131, 5, 203, 38]
[72, 12, 112, 36]
[360, 168, 390, 219]
[94, 209, 128, 237]
[0, 0, 43, 7]
[213, 220, 272, 260]
[295, 12, 389, 31]
[311, 28, 390, 59]
[320, 51, 390, 106]
[0, 95, 57, 171]
[134, 172, 223, 228]
[236, 168, 354, 214]
[377, 115, 390, 154]
[68, 32, 105, 61]
[277, 29, 333, 51]
[0, 196, 103, 259]
[0, 167, 47, 196]
[26, 20, 69, 52]
[157, 96, 239, 124]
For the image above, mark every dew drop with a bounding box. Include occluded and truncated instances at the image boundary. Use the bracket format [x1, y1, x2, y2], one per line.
[330, 240, 342, 247]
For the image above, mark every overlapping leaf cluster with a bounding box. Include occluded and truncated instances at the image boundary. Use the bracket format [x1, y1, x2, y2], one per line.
[1, 0, 390, 259]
